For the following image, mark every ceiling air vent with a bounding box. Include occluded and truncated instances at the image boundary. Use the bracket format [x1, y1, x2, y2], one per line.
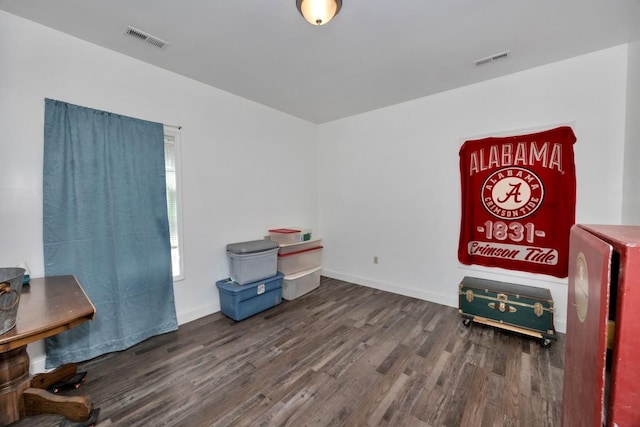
[124, 26, 169, 49]
[474, 50, 510, 67]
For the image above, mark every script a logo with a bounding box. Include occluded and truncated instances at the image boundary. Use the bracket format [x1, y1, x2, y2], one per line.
[481, 167, 544, 220]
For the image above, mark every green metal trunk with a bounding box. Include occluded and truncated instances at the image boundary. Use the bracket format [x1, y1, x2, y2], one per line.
[458, 276, 556, 346]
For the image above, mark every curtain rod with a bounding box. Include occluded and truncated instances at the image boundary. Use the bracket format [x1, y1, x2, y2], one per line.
[164, 123, 182, 130]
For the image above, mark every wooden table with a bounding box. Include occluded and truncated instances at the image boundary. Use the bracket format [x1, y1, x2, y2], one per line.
[0, 275, 96, 426]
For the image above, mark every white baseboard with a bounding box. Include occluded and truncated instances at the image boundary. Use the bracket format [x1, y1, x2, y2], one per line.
[322, 269, 566, 334]
[176, 303, 219, 326]
[322, 269, 458, 308]
[29, 355, 48, 374]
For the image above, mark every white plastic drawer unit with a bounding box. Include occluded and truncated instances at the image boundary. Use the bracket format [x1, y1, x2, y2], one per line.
[277, 246, 323, 275]
[282, 266, 322, 300]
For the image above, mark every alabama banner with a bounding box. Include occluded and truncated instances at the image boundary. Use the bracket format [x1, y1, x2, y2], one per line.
[458, 126, 576, 278]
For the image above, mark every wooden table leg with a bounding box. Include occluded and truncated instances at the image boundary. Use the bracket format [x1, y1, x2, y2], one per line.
[0, 346, 31, 425]
[22, 387, 92, 422]
[22, 362, 93, 422]
[30, 363, 79, 390]
[0, 346, 93, 425]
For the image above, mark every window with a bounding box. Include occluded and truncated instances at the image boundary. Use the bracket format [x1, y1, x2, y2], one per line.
[164, 129, 183, 280]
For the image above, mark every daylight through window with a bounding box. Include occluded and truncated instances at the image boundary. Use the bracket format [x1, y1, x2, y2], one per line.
[164, 132, 182, 279]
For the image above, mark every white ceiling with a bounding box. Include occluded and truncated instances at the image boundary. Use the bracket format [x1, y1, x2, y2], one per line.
[1, 0, 639, 124]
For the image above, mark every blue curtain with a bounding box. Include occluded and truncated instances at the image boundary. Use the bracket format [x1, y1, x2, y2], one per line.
[43, 98, 178, 368]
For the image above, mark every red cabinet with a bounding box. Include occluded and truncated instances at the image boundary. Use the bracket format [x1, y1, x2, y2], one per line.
[562, 224, 640, 426]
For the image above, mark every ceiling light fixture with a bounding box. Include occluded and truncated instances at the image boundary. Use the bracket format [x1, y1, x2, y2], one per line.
[296, 0, 342, 26]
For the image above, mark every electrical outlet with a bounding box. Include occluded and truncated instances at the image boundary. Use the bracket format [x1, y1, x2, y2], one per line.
[373, 256, 379, 264]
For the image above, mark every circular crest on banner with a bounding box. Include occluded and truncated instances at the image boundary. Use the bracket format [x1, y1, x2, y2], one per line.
[481, 167, 544, 220]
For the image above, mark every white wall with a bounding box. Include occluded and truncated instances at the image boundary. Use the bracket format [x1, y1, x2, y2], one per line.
[623, 41, 640, 224]
[318, 45, 630, 334]
[0, 11, 318, 372]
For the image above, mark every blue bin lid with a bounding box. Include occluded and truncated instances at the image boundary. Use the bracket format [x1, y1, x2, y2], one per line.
[216, 272, 283, 296]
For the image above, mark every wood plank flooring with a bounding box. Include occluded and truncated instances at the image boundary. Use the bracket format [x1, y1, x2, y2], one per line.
[12, 277, 564, 426]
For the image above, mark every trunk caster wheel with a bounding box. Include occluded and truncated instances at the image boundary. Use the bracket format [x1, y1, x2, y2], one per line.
[541, 338, 552, 348]
[462, 318, 472, 327]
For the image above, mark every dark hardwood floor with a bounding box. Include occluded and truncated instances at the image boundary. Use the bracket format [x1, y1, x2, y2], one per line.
[13, 277, 564, 426]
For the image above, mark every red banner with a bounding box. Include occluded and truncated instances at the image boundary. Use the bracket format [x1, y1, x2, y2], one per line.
[458, 126, 576, 278]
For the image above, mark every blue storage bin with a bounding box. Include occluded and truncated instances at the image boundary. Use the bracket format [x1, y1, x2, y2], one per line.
[216, 272, 283, 321]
